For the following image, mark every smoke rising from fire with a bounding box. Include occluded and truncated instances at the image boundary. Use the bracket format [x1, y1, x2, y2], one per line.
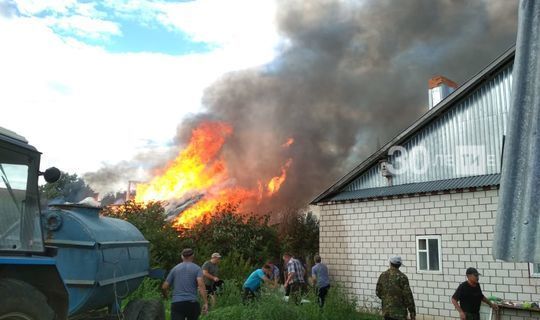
[86, 0, 517, 214]
[176, 0, 518, 210]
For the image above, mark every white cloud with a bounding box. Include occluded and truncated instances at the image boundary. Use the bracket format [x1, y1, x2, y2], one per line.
[14, 0, 76, 16]
[157, 0, 277, 43]
[47, 15, 121, 39]
[0, 1, 280, 184]
[156, 0, 279, 61]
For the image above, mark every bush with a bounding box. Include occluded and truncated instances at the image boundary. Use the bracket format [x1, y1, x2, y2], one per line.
[103, 201, 321, 273]
[212, 279, 243, 308]
[201, 284, 381, 320]
[215, 250, 254, 283]
[124, 278, 162, 302]
[184, 204, 281, 265]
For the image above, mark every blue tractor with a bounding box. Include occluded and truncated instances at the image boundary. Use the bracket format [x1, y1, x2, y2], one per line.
[0, 127, 164, 319]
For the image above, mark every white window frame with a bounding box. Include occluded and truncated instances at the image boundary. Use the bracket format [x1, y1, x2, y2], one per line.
[416, 235, 443, 274]
[529, 263, 540, 277]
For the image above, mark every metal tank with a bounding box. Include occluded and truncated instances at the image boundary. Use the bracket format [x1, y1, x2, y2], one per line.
[42, 202, 149, 316]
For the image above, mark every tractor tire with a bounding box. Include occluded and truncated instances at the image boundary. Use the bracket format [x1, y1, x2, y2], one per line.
[123, 299, 165, 320]
[0, 278, 55, 320]
[138, 300, 165, 320]
[123, 299, 146, 320]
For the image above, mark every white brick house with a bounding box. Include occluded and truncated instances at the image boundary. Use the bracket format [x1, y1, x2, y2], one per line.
[312, 47, 540, 320]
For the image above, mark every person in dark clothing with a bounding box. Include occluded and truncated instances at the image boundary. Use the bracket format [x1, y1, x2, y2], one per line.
[451, 267, 498, 320]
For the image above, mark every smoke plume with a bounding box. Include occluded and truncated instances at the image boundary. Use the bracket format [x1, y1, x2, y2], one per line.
[176, 0, 518, 211]
[87, 0, 518, 213]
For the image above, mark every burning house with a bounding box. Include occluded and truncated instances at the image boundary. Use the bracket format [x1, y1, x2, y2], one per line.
[312, 46, 540, 320]
[134, 122, 295, 228]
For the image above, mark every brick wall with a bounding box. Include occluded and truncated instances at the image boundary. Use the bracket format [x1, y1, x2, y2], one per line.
[318, 187, 540, 320]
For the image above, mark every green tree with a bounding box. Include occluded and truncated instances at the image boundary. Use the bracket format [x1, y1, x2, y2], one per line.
[39, 171, 96, 205]
[278, 209, 320, 262]
[100, 191, 127, 206]
[184, 203, 282, 265]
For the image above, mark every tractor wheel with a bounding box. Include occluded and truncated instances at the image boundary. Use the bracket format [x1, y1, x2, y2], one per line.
[138, 300, 165, 320]
[123, 299, 146, 320]
[0, 278, 55, 320]
[123, 299, 165, 320]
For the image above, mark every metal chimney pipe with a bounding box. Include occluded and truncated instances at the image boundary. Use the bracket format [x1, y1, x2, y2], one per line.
[428, 76, 458, 109]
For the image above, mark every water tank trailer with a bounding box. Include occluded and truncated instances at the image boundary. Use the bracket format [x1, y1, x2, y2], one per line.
[0, 127, 164, 319]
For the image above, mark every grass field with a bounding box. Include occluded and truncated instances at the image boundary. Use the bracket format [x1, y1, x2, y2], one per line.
[126, 279, 382, 320]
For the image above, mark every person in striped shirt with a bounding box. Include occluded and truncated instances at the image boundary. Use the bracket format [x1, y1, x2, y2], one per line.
[283, 253, 306, 304]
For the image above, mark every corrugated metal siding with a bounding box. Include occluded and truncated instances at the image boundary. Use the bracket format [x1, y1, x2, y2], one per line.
[345, 63, 513, 191]
[331, 173, 500, 202]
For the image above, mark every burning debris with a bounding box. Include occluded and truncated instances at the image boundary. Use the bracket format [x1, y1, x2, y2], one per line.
[135, 121, 294, 228]
[164, 193, 204, 222]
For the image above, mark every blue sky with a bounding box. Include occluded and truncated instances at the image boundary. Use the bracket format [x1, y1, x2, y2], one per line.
[0, 0, 280, 191]
[29, 0, 216, 55]
[103, 20, 215, 54]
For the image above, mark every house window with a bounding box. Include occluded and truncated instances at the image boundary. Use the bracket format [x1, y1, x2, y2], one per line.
[416, 235, 442, 273]
[530, 264, 540, 277]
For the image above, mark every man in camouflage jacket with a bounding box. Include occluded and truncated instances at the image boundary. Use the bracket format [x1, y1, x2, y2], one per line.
[376, 256, 416, 320]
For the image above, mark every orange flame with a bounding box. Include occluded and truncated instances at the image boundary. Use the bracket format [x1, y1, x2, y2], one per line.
[267, 159, 292, 196]
[135, 122, 232, 203]
[173, 187, 256, 228]
[282, 138, 294, 148]
[135, 121, 294, 229]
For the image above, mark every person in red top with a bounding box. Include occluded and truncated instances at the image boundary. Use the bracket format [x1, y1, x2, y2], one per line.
[451, 267, 498, 320]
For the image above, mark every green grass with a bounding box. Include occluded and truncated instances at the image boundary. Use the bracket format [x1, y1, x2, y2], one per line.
[202, 282, 381, 320]
[122, 278, 172, 319]
[126, 279, 381, 320]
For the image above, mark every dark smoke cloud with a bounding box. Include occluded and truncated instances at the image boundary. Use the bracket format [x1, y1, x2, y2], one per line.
[178, 0, 518, 212]
[85, 0, 518, 212]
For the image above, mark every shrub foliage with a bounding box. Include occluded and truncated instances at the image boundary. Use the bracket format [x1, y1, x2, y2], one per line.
[102, 201, 317, 272]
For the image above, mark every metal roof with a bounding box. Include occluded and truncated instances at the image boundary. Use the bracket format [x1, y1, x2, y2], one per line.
[344, 63, 512, 191]
[0, 127, 37, 153]
[326, 173, 500, 202]
[312, 46, 516, 204]
[0, 127, 28, 143]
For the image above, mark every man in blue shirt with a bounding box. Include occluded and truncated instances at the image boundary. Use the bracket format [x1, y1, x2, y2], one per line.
[162, 248, 208, 320]
[311, 254, 330, 307]
[242, 264, 275, 303]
